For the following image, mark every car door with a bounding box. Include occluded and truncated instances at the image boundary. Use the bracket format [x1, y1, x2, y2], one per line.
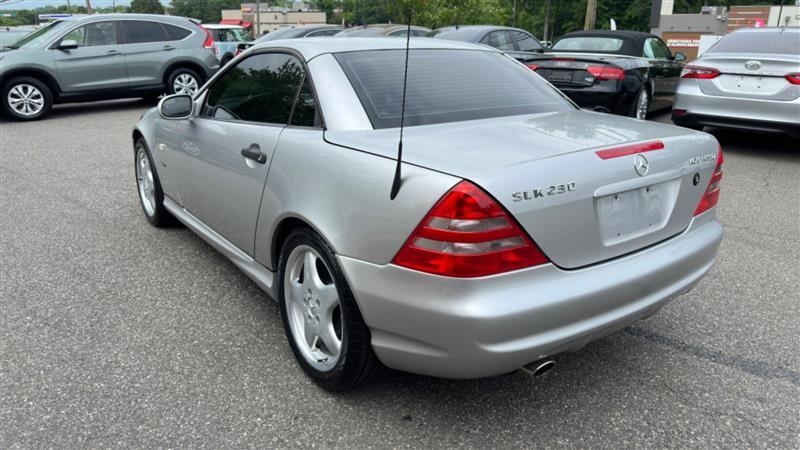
[654, 37, 682, 102]
[166, 52, 306, 255]
[120, 20, 172, 88]
[52, 20, 128, 92]
[643, 37, 671, 109]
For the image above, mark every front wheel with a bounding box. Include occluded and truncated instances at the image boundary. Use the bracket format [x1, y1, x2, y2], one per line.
[631, 88, 650, 120]
[135, 139, 176, 227]
[278, 228, 380, 390]
[2, 76, 53, 121]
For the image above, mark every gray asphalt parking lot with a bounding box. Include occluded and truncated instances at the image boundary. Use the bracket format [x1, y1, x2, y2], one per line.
[1, 100, 798, 448]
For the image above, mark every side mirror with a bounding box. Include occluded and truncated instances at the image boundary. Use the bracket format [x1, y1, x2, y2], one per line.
[674, 52, 686, 62]
[158, 94, 194, 120]
[58, 39, 79, 50]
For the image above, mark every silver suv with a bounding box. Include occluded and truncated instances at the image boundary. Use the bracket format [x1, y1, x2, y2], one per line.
[0, 14, 219, 121]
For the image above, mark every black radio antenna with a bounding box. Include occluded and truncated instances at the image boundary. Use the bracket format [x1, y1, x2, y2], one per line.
[389, 9, 413, 201]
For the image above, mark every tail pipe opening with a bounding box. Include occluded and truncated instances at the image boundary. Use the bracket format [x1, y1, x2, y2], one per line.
[519, 358, 556, 378]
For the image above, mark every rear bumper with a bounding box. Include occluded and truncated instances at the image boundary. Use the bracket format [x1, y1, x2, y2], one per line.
[559, 86, 634, 115]
[673, 80, 800, 134]
[339, 214, 722, 379]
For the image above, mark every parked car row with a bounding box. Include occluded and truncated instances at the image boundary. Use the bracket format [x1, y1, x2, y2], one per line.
[3, 14, 797, 135]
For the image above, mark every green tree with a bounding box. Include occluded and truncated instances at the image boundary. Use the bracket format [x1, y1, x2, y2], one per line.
[130, 0, 165, 15]
[169, 0, 241, 23]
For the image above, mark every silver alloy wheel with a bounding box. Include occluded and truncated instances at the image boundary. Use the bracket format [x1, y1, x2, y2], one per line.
[7, 83, 45, 117]
[173, 73, 199, 95]
[284, 245, 343, 371]
[136, 146, 156, 217]
[636, 89, 649, 120]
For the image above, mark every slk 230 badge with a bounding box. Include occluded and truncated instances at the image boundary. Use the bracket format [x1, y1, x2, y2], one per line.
[513, 182, 577, 202]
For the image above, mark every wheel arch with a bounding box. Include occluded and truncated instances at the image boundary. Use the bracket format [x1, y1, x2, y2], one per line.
[270, 215, 333, 271]
[1, 68, 62, 99]
[161, 60, 207, 88]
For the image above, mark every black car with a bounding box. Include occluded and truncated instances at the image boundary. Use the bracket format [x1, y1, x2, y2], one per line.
[526, 30, 686, 119]
[429, 25, 543, 61]
[255, 25, 344, 43]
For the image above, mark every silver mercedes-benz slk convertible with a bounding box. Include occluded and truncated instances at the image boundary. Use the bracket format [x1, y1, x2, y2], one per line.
[133, 37, 723, 390]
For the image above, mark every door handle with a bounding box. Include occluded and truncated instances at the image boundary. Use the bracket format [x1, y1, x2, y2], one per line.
[241, 145, 267, 164]
[163, 45, 175, 51]
[107, 49, 120, 55]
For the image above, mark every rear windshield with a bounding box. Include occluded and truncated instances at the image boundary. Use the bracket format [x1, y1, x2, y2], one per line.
[334, 49, 574, 129]
[551, 37, 624, 52]
[708, 30, 799, 55]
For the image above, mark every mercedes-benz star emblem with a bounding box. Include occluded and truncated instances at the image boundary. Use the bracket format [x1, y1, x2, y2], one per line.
[633, 154, 650, 177]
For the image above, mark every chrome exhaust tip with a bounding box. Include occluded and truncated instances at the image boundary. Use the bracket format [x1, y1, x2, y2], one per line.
[519, 358, 556, 378]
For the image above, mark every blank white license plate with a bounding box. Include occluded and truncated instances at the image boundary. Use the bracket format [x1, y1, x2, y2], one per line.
[718, 75, 786, 94]
[596, 179, 681, 246]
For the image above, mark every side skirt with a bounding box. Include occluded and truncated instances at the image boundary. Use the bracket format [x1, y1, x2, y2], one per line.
[163, 197, 279, 302]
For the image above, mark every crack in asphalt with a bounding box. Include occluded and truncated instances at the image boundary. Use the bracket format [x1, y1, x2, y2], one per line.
[625, 327, 800, 386]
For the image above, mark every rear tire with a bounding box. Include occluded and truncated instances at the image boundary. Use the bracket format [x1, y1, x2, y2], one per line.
[134, 138, 177, 228]
[277, 227, 380, 390]
[630, 88, 650, 120]
[220, 54, 234, 66]
[166, 67, 202, 96]
[2, 76, 53, 121]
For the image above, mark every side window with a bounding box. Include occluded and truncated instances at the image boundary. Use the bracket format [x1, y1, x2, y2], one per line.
[290, 77, 319, 127]
[644, 38, 670, 59]
[483, 31, 515, 51]
[389, 29, 408, 37]
[410, 29, 429, 37]
[656, 38, 673, 59]
[163, 24, 191, 41]
[204, 53, 305, 124]
[514, 31, 542, 52]
[61, 22, 118, 47]
[306, 29, 339, 37]
[219, 29, 236, 42]
[122, 21, 167, 44]
[643, 39, 655, 58]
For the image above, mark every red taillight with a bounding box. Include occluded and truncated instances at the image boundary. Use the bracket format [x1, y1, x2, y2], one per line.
[681, 65, 720, 79]
[392, 181, 549, 277]
[197, 25, 214, 49]
[693, 146, 724, 216]
[785, 73, 800, 85]
[526, 63, 539, 71]
[595, 140, 664, 160]
[586, 65, 624, 80]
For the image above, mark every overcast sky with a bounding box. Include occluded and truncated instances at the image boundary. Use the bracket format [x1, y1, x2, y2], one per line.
[0, 0, 170, 9]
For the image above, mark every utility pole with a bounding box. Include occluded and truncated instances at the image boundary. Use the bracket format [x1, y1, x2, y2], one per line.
[543, 0, 552, 43]
[111, 0, 116, 13]
[256, 0, 261, 36]
[583, 0, 596, 30]
[66, 0, 72, 12]
[777, 0, 785, 26]
[512, 0, 517, 27]
[85, 0, 93, 14]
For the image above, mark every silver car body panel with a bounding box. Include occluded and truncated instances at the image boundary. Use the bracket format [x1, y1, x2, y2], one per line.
[134, 37, 723, 378]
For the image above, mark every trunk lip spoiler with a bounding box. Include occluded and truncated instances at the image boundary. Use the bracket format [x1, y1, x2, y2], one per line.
[595, 140, 665, 159]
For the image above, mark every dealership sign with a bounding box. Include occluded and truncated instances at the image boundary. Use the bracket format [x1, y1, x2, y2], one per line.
[666, 38, 700, 48]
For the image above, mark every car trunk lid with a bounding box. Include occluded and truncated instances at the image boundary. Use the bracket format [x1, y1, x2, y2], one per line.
[528, 53, 630, 88]
[325, 110, 720, 269]
[693, 54, 800, 101]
